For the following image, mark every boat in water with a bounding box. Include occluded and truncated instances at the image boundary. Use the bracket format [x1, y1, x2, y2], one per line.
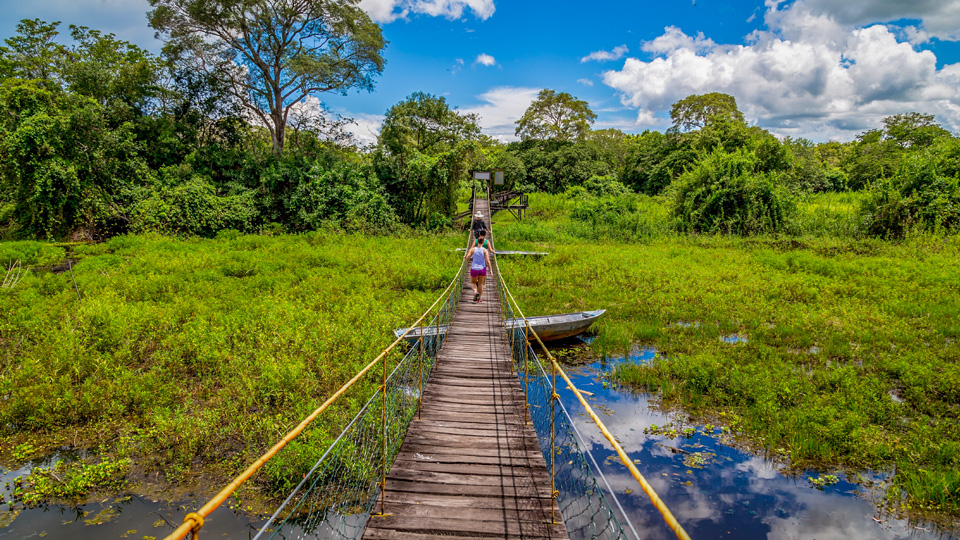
[394, 309, 606, 343]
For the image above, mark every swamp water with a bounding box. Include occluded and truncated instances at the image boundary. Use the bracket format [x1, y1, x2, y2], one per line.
[2, 346, 957, 539]
[554, 343, 957, 540]
[0, 456, 260, 539]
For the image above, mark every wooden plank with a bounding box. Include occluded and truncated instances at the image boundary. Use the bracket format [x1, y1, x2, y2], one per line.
[396, 437, 541, 451]
[381, 491, 547, 510]
[385, 469, 547, 488]
[416, 400, 526, 412]
[392, 451, 544, 466]
[365, 529, 552, 540]
[367, 502, 551, 524]
[366, 515, 566, 538]
[382, 478, 554, 499]
[389, 460, 550, 478]
[407, 422, 531, 435]
[400, 442, 542, 458]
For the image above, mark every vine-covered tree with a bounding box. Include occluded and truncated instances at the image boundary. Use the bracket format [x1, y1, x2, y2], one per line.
[148, 0, 386, 154]
[515, 89, 596, 142]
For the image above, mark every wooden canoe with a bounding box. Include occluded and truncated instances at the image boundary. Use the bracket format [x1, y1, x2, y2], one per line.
[394, 309, 605, 343]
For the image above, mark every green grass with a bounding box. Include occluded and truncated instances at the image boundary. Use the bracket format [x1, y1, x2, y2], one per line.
[494, 192, 960, 528]
[0, 230, 463, 499]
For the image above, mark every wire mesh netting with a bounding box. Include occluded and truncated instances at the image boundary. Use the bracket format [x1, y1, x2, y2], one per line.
[253, 263, 464, 540]
[491, 255, 637, 540]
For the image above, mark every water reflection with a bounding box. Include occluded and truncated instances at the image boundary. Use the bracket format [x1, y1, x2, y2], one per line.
[0, 458, 258, 539]
[554, 346, 956, 540]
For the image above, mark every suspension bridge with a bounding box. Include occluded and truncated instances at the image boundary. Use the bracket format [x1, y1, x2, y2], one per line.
[163, 194, 690, 540]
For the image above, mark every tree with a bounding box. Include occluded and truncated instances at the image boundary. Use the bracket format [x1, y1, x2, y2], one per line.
[670, 92, 745, 133]
[379, 92, 481, 156]
[62, 26, 164, 115]
[515, 89, 596, 142]
[860, 138, 960, 237]
[148, 0, 386, 154]
[375, 93, 483, 224]
[508, 139, 610, 193]
[0, 19, 66, 84]
[622, 131, 696, 195]
[672, 147, 793, 235]
[842, 129, 902, 190]
[586, 128, 630, 178]
[881, 112, 951, 149]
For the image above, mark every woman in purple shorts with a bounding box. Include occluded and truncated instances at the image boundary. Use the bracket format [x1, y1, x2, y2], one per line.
[465, 230, 492, 303]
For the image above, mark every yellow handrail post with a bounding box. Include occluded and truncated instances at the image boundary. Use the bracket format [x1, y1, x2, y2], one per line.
[378, 349, 388, 516]
[186, 512, 202, 539]
[549, 331, 558, 525]
[523, 322, 529, 382]
[417, 308, 425, 421]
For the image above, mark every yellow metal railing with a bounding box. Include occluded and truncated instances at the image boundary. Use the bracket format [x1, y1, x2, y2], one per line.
[164, 260, 467, 540]
[494, 267, 693, 540]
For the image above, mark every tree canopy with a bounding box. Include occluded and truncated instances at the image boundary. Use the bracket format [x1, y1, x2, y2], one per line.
[379, 92, 481, 156]
[670, 92, 745, 132]
[148, 0, 386, 154]
[515, 89, 596, 142]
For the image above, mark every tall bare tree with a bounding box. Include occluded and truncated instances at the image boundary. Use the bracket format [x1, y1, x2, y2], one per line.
[148, 0, 386, 154]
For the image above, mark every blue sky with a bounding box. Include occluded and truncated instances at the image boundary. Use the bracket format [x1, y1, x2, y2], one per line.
[3, 0, 960, 144]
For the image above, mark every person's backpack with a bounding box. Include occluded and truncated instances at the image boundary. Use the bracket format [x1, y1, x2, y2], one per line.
[472, 220, 487, 237]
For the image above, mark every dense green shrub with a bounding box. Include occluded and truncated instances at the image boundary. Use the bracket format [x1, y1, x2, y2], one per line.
[0, 81, 150, 239]
[564, 182, 673, 242]
[672, 148, 794, 235]
[130, 174, 258, 236]
[578, 175, 629, 197]
[860, 139, 960, 237]
[288, 162, 399, 232]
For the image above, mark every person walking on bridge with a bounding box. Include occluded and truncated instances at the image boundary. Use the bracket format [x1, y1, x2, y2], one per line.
[466, 231, 491, 303]
[472, 211, 494, 253]
[472, 210, 487, 236]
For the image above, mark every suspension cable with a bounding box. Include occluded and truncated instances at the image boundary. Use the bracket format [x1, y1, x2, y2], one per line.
[496, 270, 693, 540]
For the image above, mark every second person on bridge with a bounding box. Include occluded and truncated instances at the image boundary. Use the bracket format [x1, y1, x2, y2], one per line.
[466, 230, 492, 303]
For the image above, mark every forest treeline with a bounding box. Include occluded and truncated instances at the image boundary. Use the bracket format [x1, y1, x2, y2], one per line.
[1, 18, 958, 241]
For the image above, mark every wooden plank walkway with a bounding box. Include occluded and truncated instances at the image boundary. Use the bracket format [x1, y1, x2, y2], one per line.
[363, 199, 568, 540]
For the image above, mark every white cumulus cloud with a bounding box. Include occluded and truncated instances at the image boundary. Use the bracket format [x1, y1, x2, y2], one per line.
[581, 44, 629, 63]
[460, 87, 540, 141]
[360, 0, 495, 23]
[577, 78, 594, 86]
[343, 112, 385, 147]
[799, 0, 960, 41]
[474, 53, 496, 66]
[601, 1, 960, 141]
[642, 26, 715, 55]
